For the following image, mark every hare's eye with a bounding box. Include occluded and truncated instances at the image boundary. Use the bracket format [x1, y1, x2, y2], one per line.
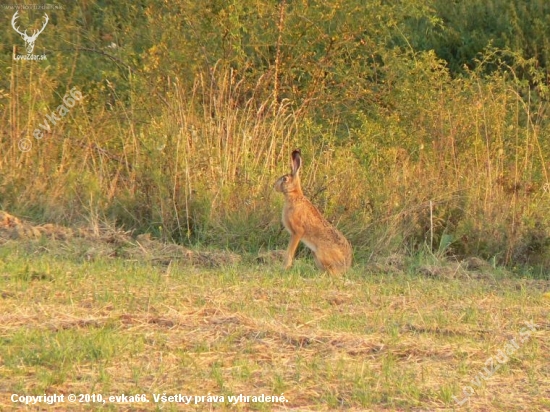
[282, 176, 288, 182]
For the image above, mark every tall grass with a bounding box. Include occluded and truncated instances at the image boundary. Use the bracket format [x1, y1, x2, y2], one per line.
[1, 48, 549, 269]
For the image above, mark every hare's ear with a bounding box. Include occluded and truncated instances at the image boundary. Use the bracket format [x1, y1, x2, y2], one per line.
[291, 149, 302, 176]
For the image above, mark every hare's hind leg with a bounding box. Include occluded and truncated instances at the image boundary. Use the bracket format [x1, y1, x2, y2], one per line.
[314, 251, 345, 276]
[314, 253, 342, 275]
[313, 253, 326, 272]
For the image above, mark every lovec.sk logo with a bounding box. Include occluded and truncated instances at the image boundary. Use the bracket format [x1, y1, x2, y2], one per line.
[11, 10, 48, 60]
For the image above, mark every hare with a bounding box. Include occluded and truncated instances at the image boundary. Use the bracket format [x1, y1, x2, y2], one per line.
[274, 149, 352, 275]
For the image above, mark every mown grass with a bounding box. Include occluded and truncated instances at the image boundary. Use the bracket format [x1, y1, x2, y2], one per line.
[0, 238, 548, 411]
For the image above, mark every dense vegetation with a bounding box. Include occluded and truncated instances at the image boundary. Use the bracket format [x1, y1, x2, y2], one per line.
[1, 0, 549, 271]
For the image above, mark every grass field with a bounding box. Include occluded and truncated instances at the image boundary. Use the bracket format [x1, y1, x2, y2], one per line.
[3, 2, 550, 410]
[0, 218, 548, 411]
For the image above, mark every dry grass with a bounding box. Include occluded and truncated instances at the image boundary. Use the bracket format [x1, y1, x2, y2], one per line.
[0, 215, 548, 411]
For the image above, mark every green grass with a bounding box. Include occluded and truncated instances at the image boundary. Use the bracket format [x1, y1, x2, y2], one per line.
[0, 239, 548, 411]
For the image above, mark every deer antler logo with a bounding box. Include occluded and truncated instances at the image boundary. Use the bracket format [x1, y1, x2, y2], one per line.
[11, 11, 49, 54]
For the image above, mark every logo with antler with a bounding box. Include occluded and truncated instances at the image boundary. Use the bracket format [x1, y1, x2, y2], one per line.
[11, 11, 49, 55]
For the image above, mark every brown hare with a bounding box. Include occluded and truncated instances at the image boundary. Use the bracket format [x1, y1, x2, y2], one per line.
[274, 149, 352, 275]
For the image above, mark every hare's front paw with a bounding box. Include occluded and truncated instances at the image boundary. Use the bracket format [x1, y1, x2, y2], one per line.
[284, 259, 293, 270]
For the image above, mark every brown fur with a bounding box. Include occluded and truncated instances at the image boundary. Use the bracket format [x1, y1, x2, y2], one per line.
[274, 149, 352, 275]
